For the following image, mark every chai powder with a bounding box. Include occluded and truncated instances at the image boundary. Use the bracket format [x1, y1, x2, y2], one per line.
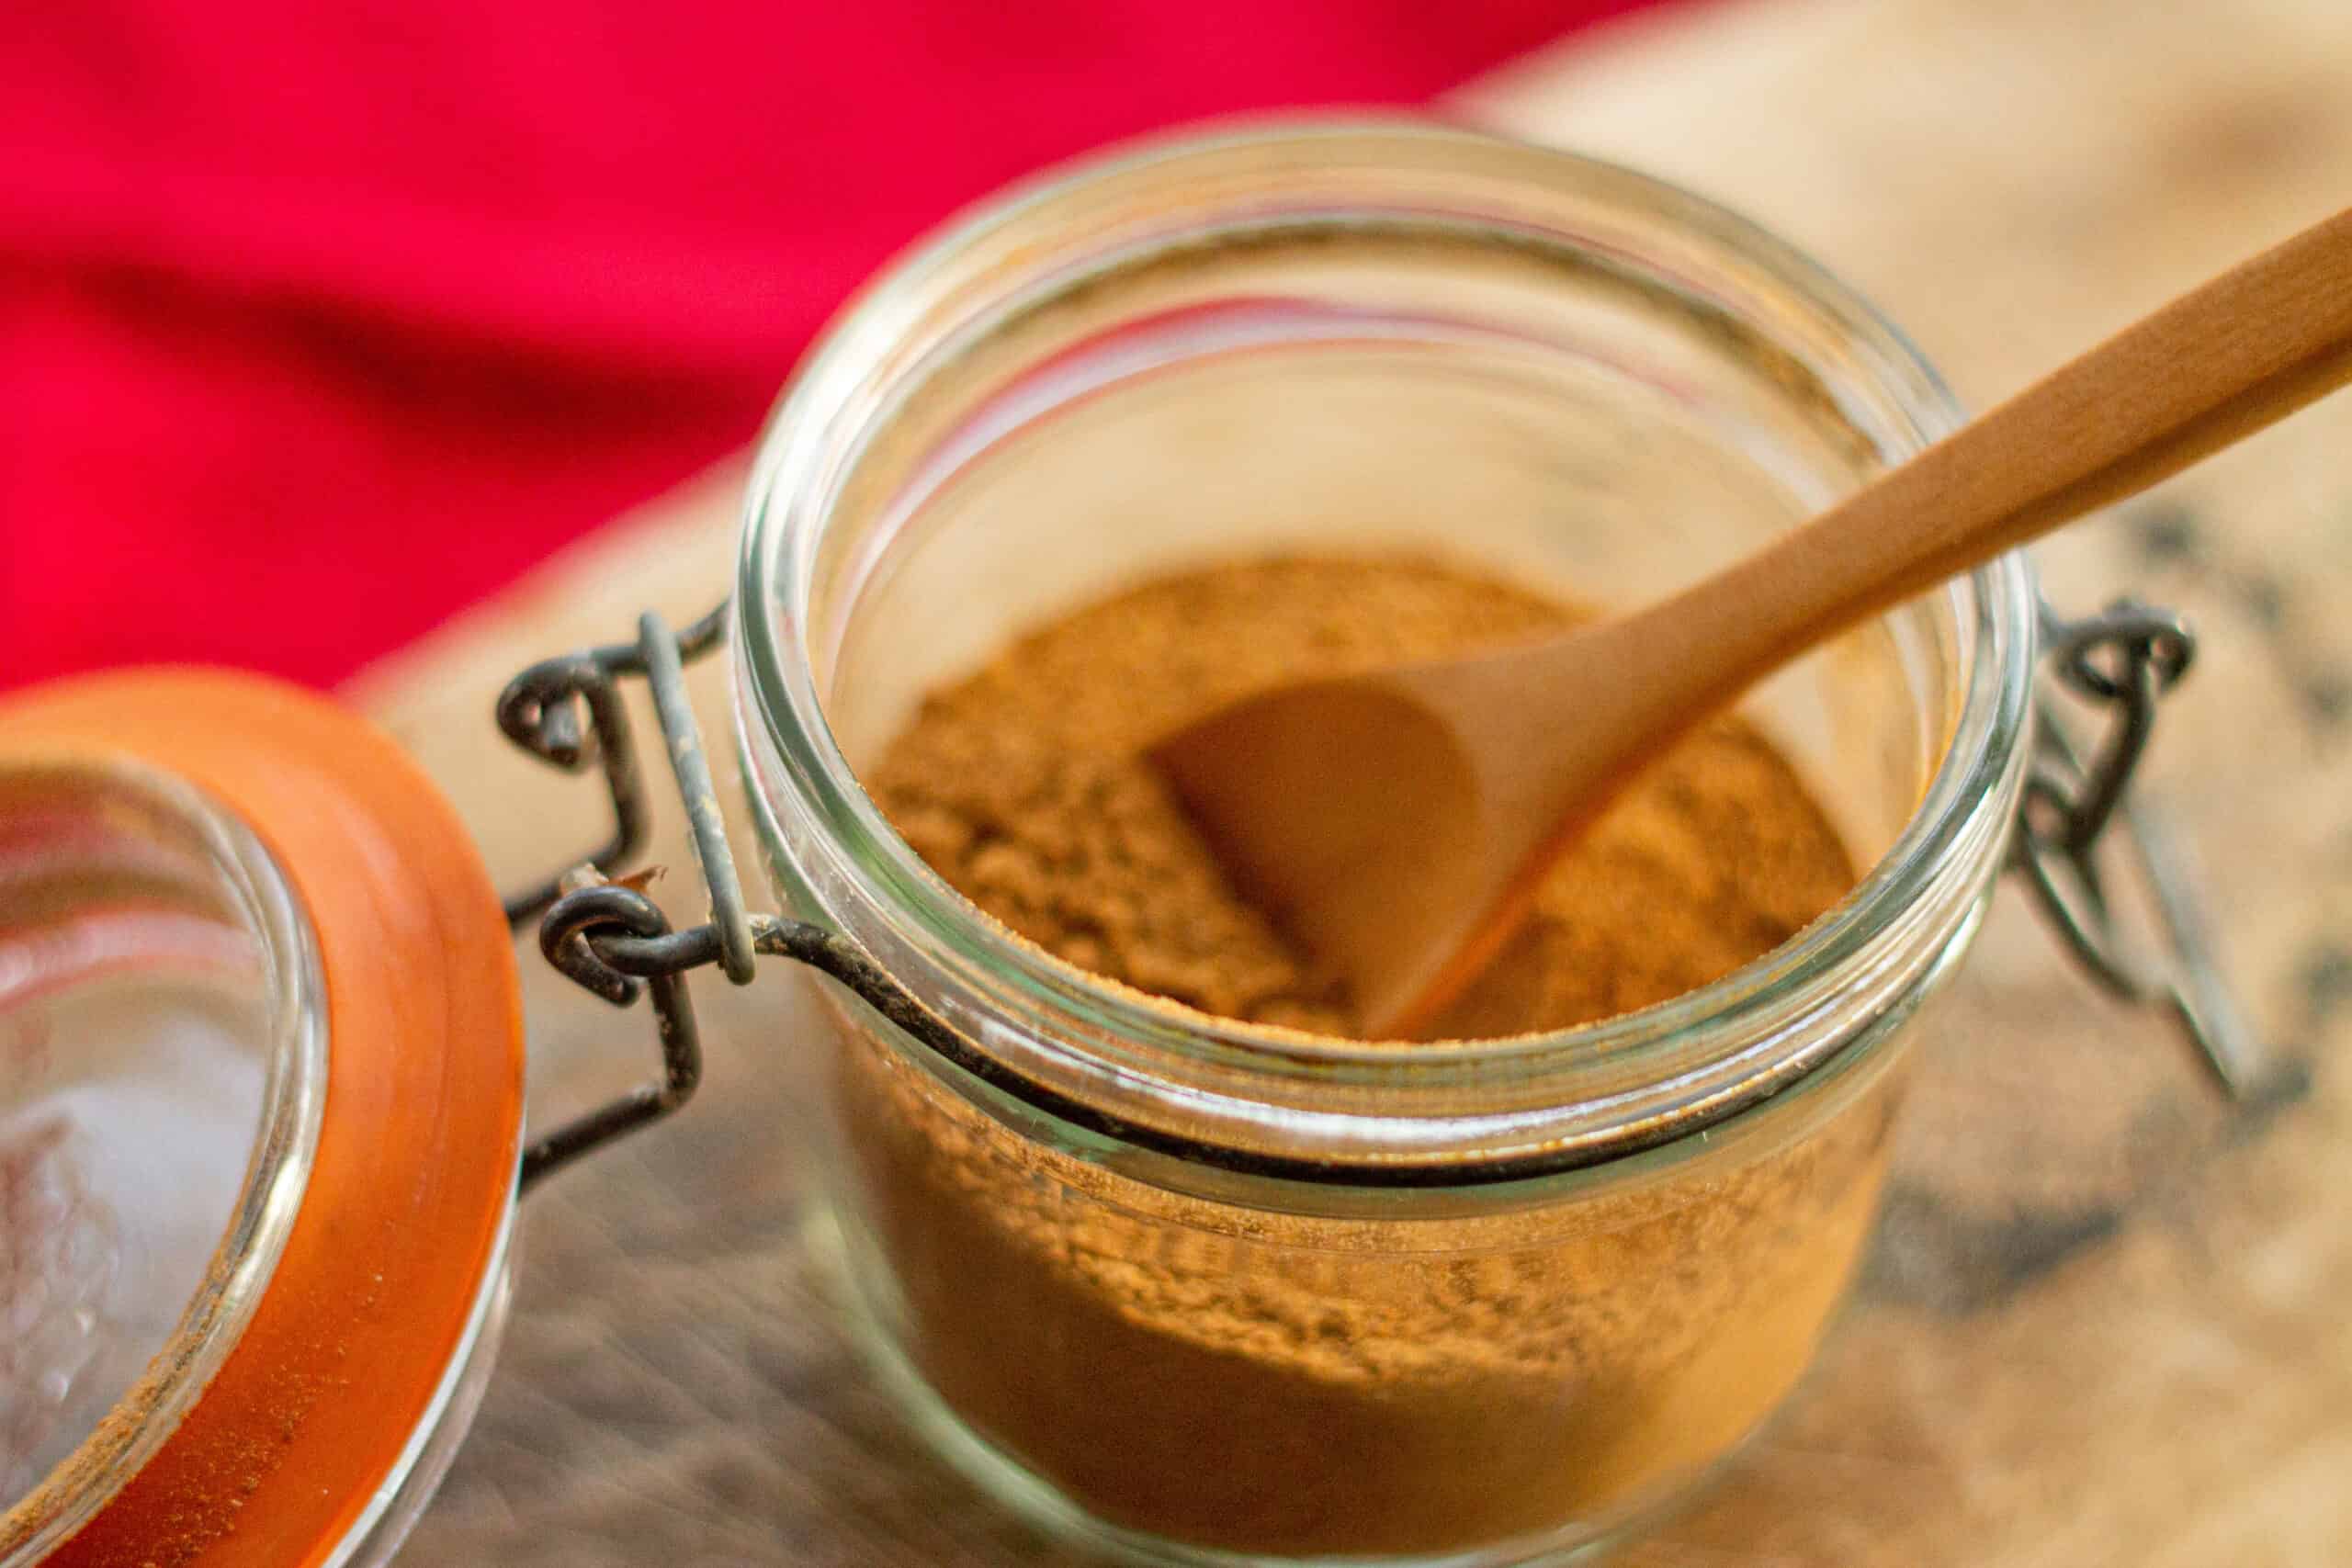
[828, 556, 1899, 1556]
[869, 557, 1855, 1042]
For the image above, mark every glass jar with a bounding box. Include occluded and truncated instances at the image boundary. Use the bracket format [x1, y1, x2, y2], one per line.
[2, 118, 2229, 1568]
[716, 121, 2217, 1564]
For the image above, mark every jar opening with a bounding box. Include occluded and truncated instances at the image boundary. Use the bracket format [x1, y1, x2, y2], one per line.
[0, 759, 324, 1563]
[737, 120, 2038, 1174]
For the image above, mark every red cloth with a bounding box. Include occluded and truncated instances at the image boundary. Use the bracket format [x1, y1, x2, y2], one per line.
[2, 2, 1655, 693]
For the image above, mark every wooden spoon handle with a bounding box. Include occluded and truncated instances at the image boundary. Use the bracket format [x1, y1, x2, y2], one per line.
[1649, 205, 2352, 709]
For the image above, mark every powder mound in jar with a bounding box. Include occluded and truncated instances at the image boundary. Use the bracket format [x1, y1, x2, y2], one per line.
[839, 554, 1892, 1558]
[869, 556, 1855, 1038]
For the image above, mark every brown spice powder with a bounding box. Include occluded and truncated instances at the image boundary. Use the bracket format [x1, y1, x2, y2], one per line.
[870, 556, 1854, 1040]
[831, 556, 1895, 1557]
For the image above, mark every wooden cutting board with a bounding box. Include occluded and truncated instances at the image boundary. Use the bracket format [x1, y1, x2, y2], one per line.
[358, 0, 2352, 1561]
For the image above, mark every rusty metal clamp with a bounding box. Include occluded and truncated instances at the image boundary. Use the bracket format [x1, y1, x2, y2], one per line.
[495, 591, 2262, 1190]
[494, 605, 729, 1190]
[2014, 599, 2260, 1095]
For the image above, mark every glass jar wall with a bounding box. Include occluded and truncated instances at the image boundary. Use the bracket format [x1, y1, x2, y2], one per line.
[736, 122, 2035, 1564]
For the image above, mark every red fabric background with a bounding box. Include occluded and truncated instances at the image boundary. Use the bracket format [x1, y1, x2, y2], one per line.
[1, 2, 1656, 693]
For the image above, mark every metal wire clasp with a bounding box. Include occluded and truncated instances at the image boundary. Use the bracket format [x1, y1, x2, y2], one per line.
[493, 592, 2263, 1192]
[495, 604, 739, 1190]
[497, 606, 1112, 1190]
[2015, 599, 2261, 1095]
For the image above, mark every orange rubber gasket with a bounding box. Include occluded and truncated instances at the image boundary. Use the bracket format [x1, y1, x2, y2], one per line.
[1, 670, 524, 1568]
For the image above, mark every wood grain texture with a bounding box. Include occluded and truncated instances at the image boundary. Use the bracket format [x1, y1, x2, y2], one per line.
[357, 0, 2352, 1560]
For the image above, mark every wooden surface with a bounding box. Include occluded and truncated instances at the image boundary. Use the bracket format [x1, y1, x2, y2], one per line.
[357, 0, 2352, 1561]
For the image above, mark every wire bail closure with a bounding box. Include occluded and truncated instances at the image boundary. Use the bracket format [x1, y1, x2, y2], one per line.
[494, 606, 729, 1190]
[2015, 598, 2261, 1095]
[493, 589, 2260, 1191]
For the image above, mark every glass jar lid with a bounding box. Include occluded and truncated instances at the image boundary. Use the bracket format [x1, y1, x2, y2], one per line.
[0, 671, 524, 1566]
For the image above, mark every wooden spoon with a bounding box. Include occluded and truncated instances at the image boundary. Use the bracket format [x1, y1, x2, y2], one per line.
[1149, 206, 2352, 1040]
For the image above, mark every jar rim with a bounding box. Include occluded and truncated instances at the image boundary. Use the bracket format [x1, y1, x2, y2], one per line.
[736, 118, 2037, 1169]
